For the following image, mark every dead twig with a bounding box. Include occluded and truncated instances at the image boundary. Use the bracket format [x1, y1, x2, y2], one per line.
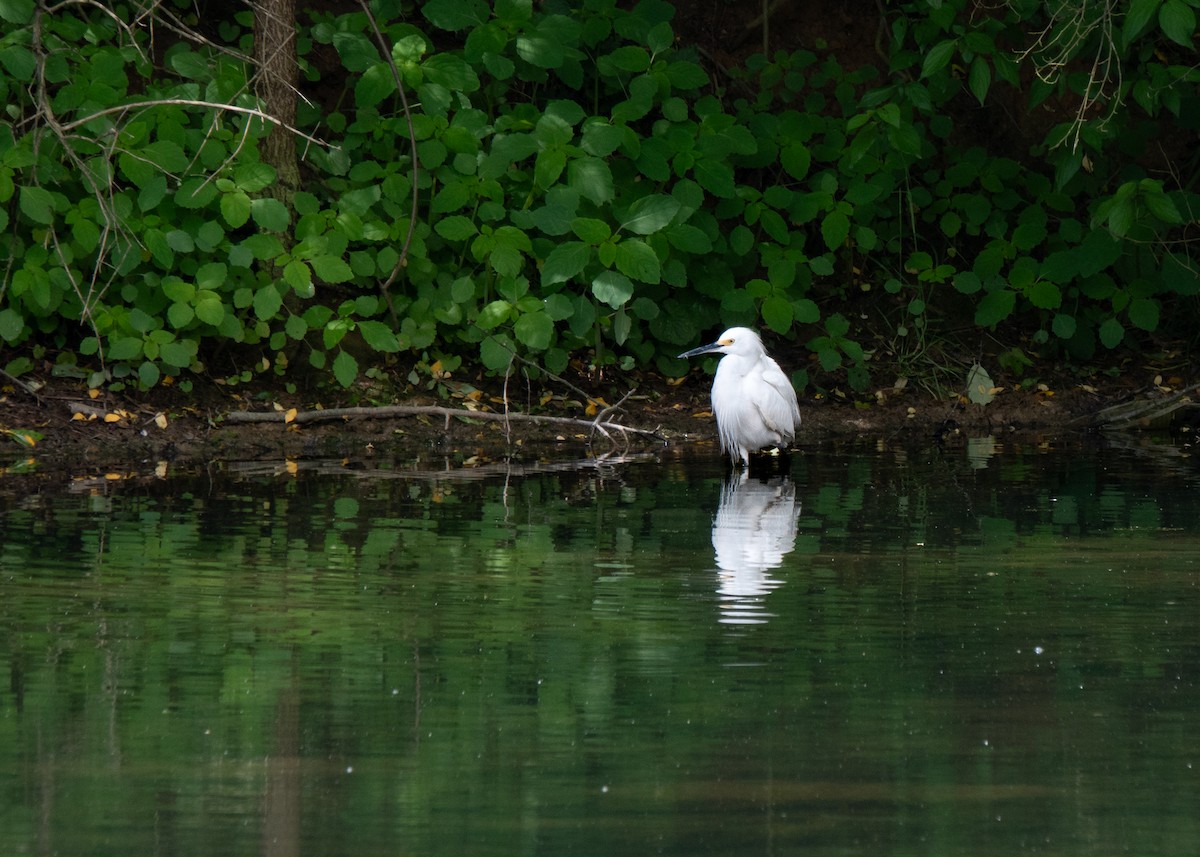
[222, 403, 667, 442]
[1090, 381, 1200, 429]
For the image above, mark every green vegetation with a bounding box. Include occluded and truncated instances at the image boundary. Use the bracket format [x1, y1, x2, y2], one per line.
[0, 0, 1196, 396]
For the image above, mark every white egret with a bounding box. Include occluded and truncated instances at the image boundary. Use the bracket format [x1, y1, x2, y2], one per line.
[678, 327, 801, 467]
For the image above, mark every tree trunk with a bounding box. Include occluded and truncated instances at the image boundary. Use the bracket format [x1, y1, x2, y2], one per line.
[253, 0, 300, 196]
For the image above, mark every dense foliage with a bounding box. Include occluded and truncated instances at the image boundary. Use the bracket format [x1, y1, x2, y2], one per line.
[0, 0, 1197, 394]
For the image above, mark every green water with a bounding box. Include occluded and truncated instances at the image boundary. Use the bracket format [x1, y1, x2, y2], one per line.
[2, 439, 1199, 856]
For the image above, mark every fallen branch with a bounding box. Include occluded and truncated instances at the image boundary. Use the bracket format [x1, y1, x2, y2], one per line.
[1090, 382, 1200, 430]
[222, 403, 666, 442]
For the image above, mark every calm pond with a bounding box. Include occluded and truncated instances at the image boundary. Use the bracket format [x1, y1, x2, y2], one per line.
[2, 437, 1199, 856]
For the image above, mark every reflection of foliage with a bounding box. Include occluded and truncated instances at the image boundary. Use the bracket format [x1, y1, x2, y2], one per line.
[2, 452, 1200, 852]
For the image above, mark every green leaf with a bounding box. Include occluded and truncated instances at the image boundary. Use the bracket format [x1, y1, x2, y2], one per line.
[542, 241, 591, 285]
[514, 310, 554, 350]
[762, 295, 793, 334]
[142, 141, 189, 173]
[195, 296, 225, 326]
[1123, 0, 1161, 45]
[1128, 297, 1160, 331]
[167, 302, 194, 328]
[820, 210, 850, 251]
[435, 215, 478, 241]
[138, 361, 161, 388]
[285, 314, 308, 340]
[968, 58, 991, 105]
[109, 336, 143, 360]
[221, 191, 252, 228]
[561, 218, 607, 248]
[545, 293, 574, 321]
[664, 60, 708, 89]
[480, 335, 515, 371]
[693, 159, 735, 198]
[781, 144, 811, 181]
[168, 49, 208, 80]
[196, 263, 227, 291]
[591, 271, 634, 308]
[0, 44, 34, 79]
[311, 255, 354, 283]
[358, 320, 402, 352]
[251, 197, 290, 232]
[323, 319, 351, 349]
[0, 0, 35, 24]
[620, 194, 680, 235]
[0, 307, 25, 342]
[160, 340, 195, 368]
[581, 122, 624, 157]
[332, 349, 358, 387]
[730, 225, 754, 256]
[284, 260, 312, 294]
[253, 285, 282, 320]
[1159, 0, 1195, 46]
[355, 63, 395, 109]
[612, 307, 631, 345]
[535, 148, 567, 188]
[604, 46, 650, 72]
[19, 185, 54, 224]
[792, 294, 820, 321]
[1098, 317, 1125, 348]
[1026, 280, 1061, 309]
[477, 300, 512, 330]
[666, 224, 713, 254]
[567, 156, 615, 205]
[921, 39, 957, 80]
[423, 0, 488, 29]
[1052, 312, 1076, 340]
[1144, 191, 1183, 224]
[613, 239, 660, 284]
[175, 177, 218, 209]
[974, 289, 1015, 327]
[423, 53, 480, 92]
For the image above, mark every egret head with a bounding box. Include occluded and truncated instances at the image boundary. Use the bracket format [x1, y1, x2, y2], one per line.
[677, 327, 764, 360]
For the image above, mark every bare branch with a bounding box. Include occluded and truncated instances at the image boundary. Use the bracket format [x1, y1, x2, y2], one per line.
[222, 404, 668, 441]
[57, 98, 332, 148]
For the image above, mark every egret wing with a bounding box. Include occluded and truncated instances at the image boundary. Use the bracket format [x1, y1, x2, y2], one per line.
[756, 357, 801, 440]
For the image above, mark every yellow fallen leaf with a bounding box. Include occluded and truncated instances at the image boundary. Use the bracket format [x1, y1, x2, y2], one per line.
[103, 413, 121, 423]
[71, 412, 89, 422]
[285, 459, 299, 475]
[88, 388, 101, 399]
[284, 408, 298, 424]
[154, 413, 168, 429]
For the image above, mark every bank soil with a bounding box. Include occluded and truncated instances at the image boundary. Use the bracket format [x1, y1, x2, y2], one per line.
[1, 359, 1195, 478]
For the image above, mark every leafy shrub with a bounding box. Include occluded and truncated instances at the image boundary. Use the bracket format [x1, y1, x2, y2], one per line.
[1, 0, 1197, 395]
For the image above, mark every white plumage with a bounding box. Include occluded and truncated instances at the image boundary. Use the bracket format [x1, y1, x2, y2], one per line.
[679, 327, 801, 466]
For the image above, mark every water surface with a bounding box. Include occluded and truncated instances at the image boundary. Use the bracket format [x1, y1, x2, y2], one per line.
[2, 439, 1199, 855]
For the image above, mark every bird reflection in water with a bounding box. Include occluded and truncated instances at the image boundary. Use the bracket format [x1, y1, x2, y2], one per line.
[711, 471, 801, 625]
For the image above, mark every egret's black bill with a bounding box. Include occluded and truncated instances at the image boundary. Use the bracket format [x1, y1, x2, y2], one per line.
[678, 341, 723, 359]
